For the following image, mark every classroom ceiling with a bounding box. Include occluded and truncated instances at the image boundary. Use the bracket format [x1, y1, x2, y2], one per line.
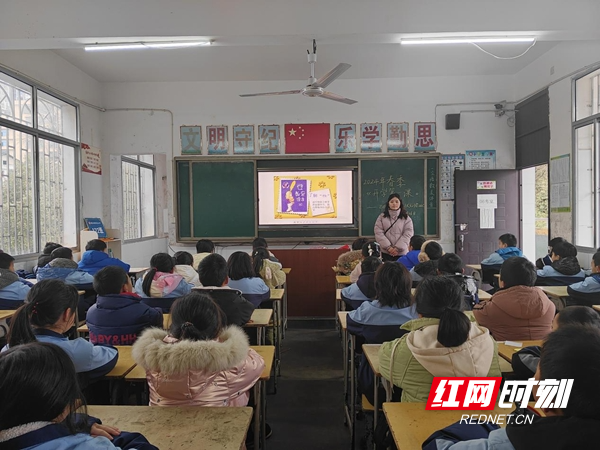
[1, 0, 600, 83]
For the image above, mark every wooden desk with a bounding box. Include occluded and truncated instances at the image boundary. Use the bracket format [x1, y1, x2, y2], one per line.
[105, 346, 136, 378]
[270, 289, 284, 300]
[336, 275, 352, 287]
[362, 343, 391, 432]
[336, 288, 342, 301]
[280, 268, 291, 336]
[282, 267, 291, 274]
[0, 310, 15, 321]
[540, 286, 568, 298]
[79, 314, 172, 335]
[87, 405, 252, 450]
[128, 267, 149, 276]
[593, 305, 600, 313]
[338, 310, 355, 443]
[244, 309, 273, 346]
[478, 289, 492, 301]
[250, 345, 275, 450]
[497, 340, 543, 363]
[466, 264, 482, 271]
[383, 402, 515, 450]
[338, 311, 348, 330]
[268, 290, 284, 379]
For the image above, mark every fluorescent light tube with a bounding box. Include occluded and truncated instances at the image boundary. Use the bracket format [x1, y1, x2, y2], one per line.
[401, 37, 535, 45]
[85, 41, 211, 51]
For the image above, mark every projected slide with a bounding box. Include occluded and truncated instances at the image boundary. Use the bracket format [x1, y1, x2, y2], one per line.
[258, 171, 353, 226]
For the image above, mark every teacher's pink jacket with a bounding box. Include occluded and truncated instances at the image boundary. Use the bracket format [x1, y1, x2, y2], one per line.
[374, 211, 414, 257]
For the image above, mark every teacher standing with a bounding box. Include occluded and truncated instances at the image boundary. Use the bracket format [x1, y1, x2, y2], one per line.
[374, 193, 414, 262]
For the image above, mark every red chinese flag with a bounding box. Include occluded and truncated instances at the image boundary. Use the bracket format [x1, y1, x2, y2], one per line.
[284, 123, 330, 154]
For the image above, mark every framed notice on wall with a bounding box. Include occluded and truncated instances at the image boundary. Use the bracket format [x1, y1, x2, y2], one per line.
[550, 154, 571, 213]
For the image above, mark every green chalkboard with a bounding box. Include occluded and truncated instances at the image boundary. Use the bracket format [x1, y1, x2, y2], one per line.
[176, 160, 255, 239]
[360, 156, 439, 236]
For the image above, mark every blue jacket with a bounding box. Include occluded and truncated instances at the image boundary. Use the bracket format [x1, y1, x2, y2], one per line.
[537, 265, 585, 283]
[341, 283, 370, 310]
[567, 274, 600, 306]
[78, 250, 130, 275]
[86, 293, 163, 345]
[37, 265, 94, 285]
[0, 280, 30, 303]
[227, 277, 271, 307]
[481, 247, 523, 266]
[397, 250, 421, 271]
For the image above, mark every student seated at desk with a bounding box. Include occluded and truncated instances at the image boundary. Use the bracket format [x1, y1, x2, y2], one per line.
[347, 262, 418, 404]
[196, 254, 254, 326]
[336, 237, 369, 275]
[132, 292, 264, 407]
[0, 253, 31, 309]
[428, 326, 600, 449]
[474, 257, 554, 341]
[135, 253, 192, 313]
[340, 256, 381, 311]
[536, 241, 585, 285]
[78, 239, 131, 276]
[437, 253, 479, 309]
[536, 236, 566, 270]
[252, 237, 280, 263]
[87, 266, 163, 346]
[34, 241, 62, 275]
[227, 251, 270, 307]
[252, 247, 286, 290]
[2, 280, 118, 385]
[396, 234, 426, 272]
[567, 250, 600, 306]
[349, 241, 382, 283]
[37, 247, 94, 286]
[480, 233, 523, 268]
[173, 251, 201, 287]
[0, 342, 158, 450]
[410, 240, 444, 283]
[512, 306, 600, 379]
[192, 239, 215, 271]
[379, 277, 501, 402]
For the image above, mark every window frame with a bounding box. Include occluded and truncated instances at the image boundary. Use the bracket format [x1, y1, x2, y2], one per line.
[573, 66, 600, 252]
[121, 155, 157, 242]
[0, 67, 81, 260]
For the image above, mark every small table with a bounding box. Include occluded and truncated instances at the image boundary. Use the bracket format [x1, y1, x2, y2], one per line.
[338, 311, 355, 443]
[282, 268, 291, 336]
[243, 309, 274, 346]
[105, 345, 137, 404]
[87, 405, 252, 450]
[362, 343, 391, 432]
[336, 275, 352, 287]
[593, 305, 600, 313]
[539, 286, 569, 311]
[497, 340, 543, 363]
[0, 310, 15, 321]
[270, 289, 284, 379]
[251, 345, 275, 450]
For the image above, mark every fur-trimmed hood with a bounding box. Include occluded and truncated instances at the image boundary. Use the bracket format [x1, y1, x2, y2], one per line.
[132, 325, 250, 376]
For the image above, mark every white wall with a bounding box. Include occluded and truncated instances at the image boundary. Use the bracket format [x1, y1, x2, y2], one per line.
[100, 75, 516, 253]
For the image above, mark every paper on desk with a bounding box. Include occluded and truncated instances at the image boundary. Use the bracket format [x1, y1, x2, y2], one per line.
[309, 189, 335, 216]
[505, 341, 523, 347]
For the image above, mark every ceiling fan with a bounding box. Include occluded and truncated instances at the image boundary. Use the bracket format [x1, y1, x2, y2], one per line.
[240, 39, 357, 105]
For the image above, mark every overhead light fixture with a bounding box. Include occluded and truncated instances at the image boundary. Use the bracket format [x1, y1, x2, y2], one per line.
[400, 37, 535, 45]
[85, 40, 211, 52]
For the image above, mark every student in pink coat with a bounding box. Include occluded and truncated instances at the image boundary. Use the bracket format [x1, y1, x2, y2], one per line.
[374, 193, 414, 262]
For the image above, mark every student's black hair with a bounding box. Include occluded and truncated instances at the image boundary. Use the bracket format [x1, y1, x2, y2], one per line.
[414, 276, 470, 347]
[361, 241, 382, 258]
[498, 233, 518, 248]
[195, 239, 215, 254]
[539, 326, 600, 419]
[252, 237, 269, 251]
[409, 235, 426, 251]
[548, 237, 566, 249]
[93, 266, 129, 296]
[437, 253, 464, 275]
[375, 262, 412, 308]
[361, 256, 382, 274]
[7, 280, 79, 348]
[556, 306, 600, 329]
[423, 241, 444, 261]
[0, 342, 89, 434]
[42, 242, 62, 255]
[198, 253, 228, 287]
[85, 239, 107, 251]
[142, 253, 176, 297]
[228, 251, 257, 280]
[552, 241, 577, 258]
[50, 247, 73, 260]
[382, 193, 408, 220]
[173, 251, 194, 266]
[170, 292, 224, 341]
[251, 247, 270, 278]
[0, 253, 15, 269]
[592, 251, 600, 268]
[351, 237, 369, 251]
[499, 256, 536, 288]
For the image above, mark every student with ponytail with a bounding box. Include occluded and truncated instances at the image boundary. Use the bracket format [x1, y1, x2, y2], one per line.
[349, 241, 382, 283]
[3, 279, 118, 383]
[134, 253, 193, 312]
[252, 247, 286, 290]
[132, 291, 264, 407]
[379, 276, 501, 402]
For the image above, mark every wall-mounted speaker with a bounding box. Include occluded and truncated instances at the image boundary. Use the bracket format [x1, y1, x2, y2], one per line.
[445, 113, 461, 130]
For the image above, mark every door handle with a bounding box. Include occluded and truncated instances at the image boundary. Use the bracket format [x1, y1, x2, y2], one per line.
[454, 223, 468, 231]
[458, 234, 465, 252]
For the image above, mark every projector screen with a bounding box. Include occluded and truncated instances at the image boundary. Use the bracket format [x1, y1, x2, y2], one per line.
[258, 170, 354, 226]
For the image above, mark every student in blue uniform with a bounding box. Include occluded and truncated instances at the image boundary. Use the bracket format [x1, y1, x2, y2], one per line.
[480, 233, 523, 267]
[340, 256, 382, 310]
[37, 247, 94, 286]
[437, 253, 479, 309]
[3, 279, 118, 385]
[536, 236, 566, 269]
[0, 342, 157, 450]
[87, 266, 163, 346]
[34, 241, 62, 275]
[567, 250, 600, 306]
[396, 234, 426, 271]
[78, 239, 131, 276]
[227, 251, 270, 307]
[0, 253, 31, 309]
[536, 241, 585, 286]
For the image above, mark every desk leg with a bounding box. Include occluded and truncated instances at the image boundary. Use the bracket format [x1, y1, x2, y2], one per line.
[282, 282, 288, 339]
[373, 375, 379, 450]
[274, 300, 282, 378]
[335, 282, 341, 334]
[261, 378, 267, 450]
[342, 326, 348, 424]
[350, 334, 355, 450]
[254, 381, 261, 450]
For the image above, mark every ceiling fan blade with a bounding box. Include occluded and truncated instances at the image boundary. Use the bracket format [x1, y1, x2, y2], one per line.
[314, 63, 351, 88]
[239, 90, 302, 97]
[320, 91, 357, 105]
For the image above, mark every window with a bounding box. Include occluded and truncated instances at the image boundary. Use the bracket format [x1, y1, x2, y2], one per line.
[122, 155, 155, 240]
[0, 71, 78, 256]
